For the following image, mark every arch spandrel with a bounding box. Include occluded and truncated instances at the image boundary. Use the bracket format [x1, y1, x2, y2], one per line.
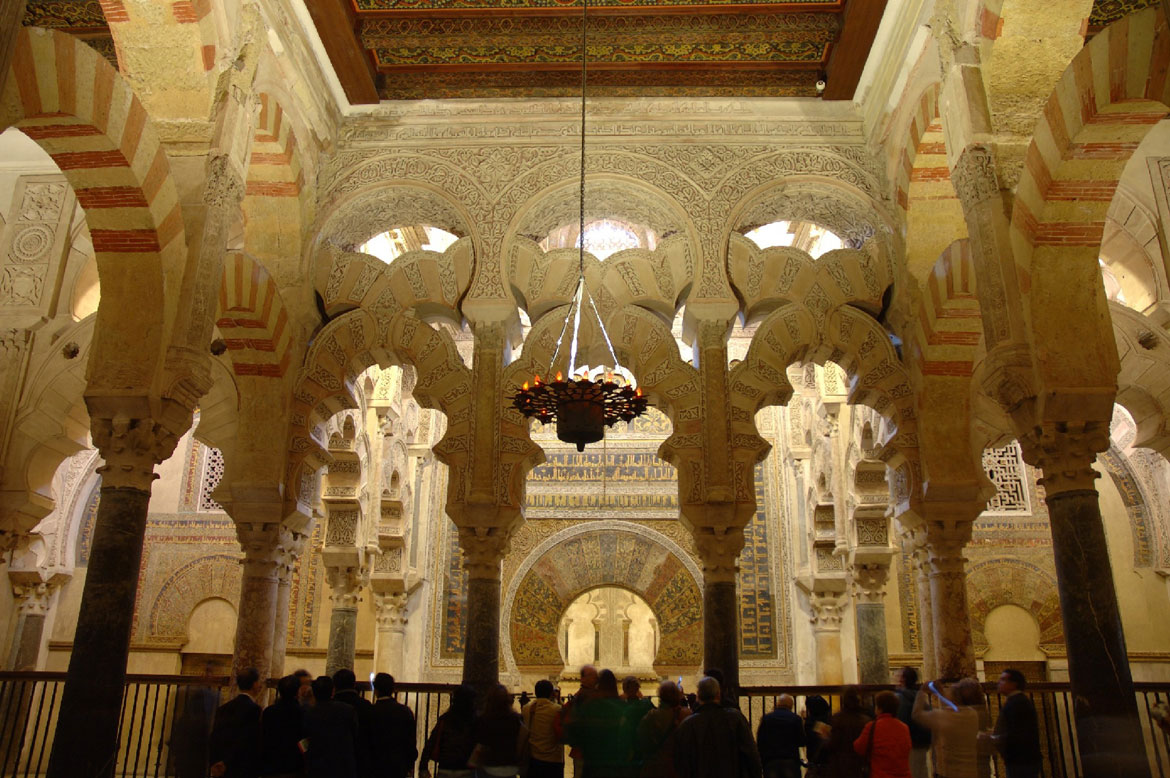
[506, 527, 703, 672]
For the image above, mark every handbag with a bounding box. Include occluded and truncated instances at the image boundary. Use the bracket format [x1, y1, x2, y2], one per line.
[860, 719, 877, 778]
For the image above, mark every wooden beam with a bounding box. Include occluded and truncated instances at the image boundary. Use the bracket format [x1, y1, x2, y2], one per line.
[822, 0, 888, 100]
[304, 0, 379, 105]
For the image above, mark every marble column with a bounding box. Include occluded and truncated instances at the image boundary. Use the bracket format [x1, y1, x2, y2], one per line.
[852, 564, 890, 685]
[325, 566, 363, 676]
[46, 414, 177, 778]
[809, 592, 845, 685]
[924, 526, 976, 680]
[1035, 446, 1150, 778]
[693, 532, 742, 699]
[903, 528, 937, 678]
[373, 591, 408, 678]
[269, 537, 303, 681]
[232, 525, 288, 684]
[461, 533, 504, 693]
[6, 575, 62, 670]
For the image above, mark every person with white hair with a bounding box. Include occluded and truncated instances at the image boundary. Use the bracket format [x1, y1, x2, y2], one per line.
[672, 677, 762, 778]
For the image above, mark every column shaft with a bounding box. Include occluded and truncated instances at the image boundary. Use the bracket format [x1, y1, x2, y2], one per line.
[814, 629, 844, 685]
[702, 579, 739, 697]
[6, 612, 45, 671]
[46, 486, 151, 778]
[233, 557, 280, 680]
[375, 626, 406, 678]
[914, 558, 937, 678]
[855, 602, 888, 685]
[462, 575, 500, 692]
[1047, 488, 1149, 778]
[928, 561, 975, 679]
[270, 566, 293, 679]
[325, 606, 358, 676]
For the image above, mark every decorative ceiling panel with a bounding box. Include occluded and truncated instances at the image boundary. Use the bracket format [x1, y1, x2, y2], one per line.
[307, 0, 887, 103]
[22, 0, 118, 68]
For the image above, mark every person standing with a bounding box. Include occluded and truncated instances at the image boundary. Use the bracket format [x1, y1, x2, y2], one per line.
[672, 677, 762, 778]
[566, 670, 638, 778]
[471, 684, 525, 778]
[209, 668, 263, 778]
[260, 675, 306, 778]
[637, 681, 689, 778]
[853, 691, 911, 778]
[304, 676, 359, 778]
[420, 684, 478, 778]
[821, 687, 871, 778]
[895, 668, 932, 778]
[334, 669, 374, 777]
[563, 665, 601, 778]
[913, 678, 982, 778]
[522, 680, 565, 778]
[756, 694, 805, 778]
[980, 669, 1042, 778]
[370, 673, 418, 778]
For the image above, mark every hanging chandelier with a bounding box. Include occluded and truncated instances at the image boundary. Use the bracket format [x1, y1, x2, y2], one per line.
[511, 0, 648, 451]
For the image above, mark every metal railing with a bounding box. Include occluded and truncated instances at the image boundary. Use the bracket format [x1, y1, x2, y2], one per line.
[0, 672, 457, 778]
[739, 682, 1170, 778]
[4, 674, 1170, 777]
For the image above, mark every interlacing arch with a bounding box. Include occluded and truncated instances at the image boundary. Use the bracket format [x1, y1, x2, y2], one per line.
[286, 308, 474, 508]
[737, 303, 920, 511]
[2, 27, 188, 396]
[317, 241, 473, 324]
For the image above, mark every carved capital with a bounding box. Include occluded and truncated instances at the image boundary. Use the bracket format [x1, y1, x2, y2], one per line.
[91, 414, 181, 492]
[951, 145, 1000, 212]
[374, 591, 409, 631]
[237, 522, 296, 580]
[458, 526, 510, 580]
[809, 591, 845, 631]
[851, 563, 890, 603]
[326, 565, 364, 610]
[692, 526, 743, 584]
[10, 574, 67, 617]
[1018, 422, 1110, 496]
[924, 524, 970, 576]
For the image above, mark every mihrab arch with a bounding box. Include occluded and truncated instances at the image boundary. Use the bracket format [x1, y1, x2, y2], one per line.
[505, 525, 703, 675]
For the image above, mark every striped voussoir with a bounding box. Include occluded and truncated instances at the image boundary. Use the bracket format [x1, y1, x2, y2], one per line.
[217, 253, 293, 378]
[246, 93, 303, 198]
[1011, 7, 1170, 263]
[914, 240, 982, 379]
[895, 84, 942, 214]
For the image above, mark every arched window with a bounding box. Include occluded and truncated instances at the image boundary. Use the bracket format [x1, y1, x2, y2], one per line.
[743, 220, 844, 259]
[359, 226, 459, 264]
[541, 218, 657, 260]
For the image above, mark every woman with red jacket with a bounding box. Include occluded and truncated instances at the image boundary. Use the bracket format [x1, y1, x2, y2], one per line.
[853, 691, 912, 778]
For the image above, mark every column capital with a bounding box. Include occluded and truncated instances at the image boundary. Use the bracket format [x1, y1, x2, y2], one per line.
[90, 411, 182, 492]
[809, 591, 846, 632]
[10, 572, 68, 616]
[951, 144, 1000, 211]
[1018, 422, 1110, 496]
[851, 563, 891, 604]
[692, 526, 743, 584]
[374, 591, 409, 631]
[326, 565, 365, 610]
[458, 525, 511, 580]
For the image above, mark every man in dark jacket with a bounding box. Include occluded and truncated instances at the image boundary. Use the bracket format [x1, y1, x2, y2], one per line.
[304, 676, 358, 778]
[756, 694, 805, 778]
[209, 667, 263, 778]
[334, 668, 374, 776]
[260, 675, 306, 778]
[983, 669, 1042, 778]
[674, 677, 762, 778]
[370, 673, 418, 778]
[895, 667, 931, 778]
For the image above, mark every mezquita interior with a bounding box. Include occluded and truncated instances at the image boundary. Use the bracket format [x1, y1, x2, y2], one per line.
[1, 0, 1170, 774]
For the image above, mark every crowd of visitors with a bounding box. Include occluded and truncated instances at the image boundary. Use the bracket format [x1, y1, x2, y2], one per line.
[172, 664, 1043, 778]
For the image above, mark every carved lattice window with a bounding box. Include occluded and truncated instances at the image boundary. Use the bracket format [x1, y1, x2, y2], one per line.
[982, 442, 1030, 515]
[198, 446, 225, 512]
